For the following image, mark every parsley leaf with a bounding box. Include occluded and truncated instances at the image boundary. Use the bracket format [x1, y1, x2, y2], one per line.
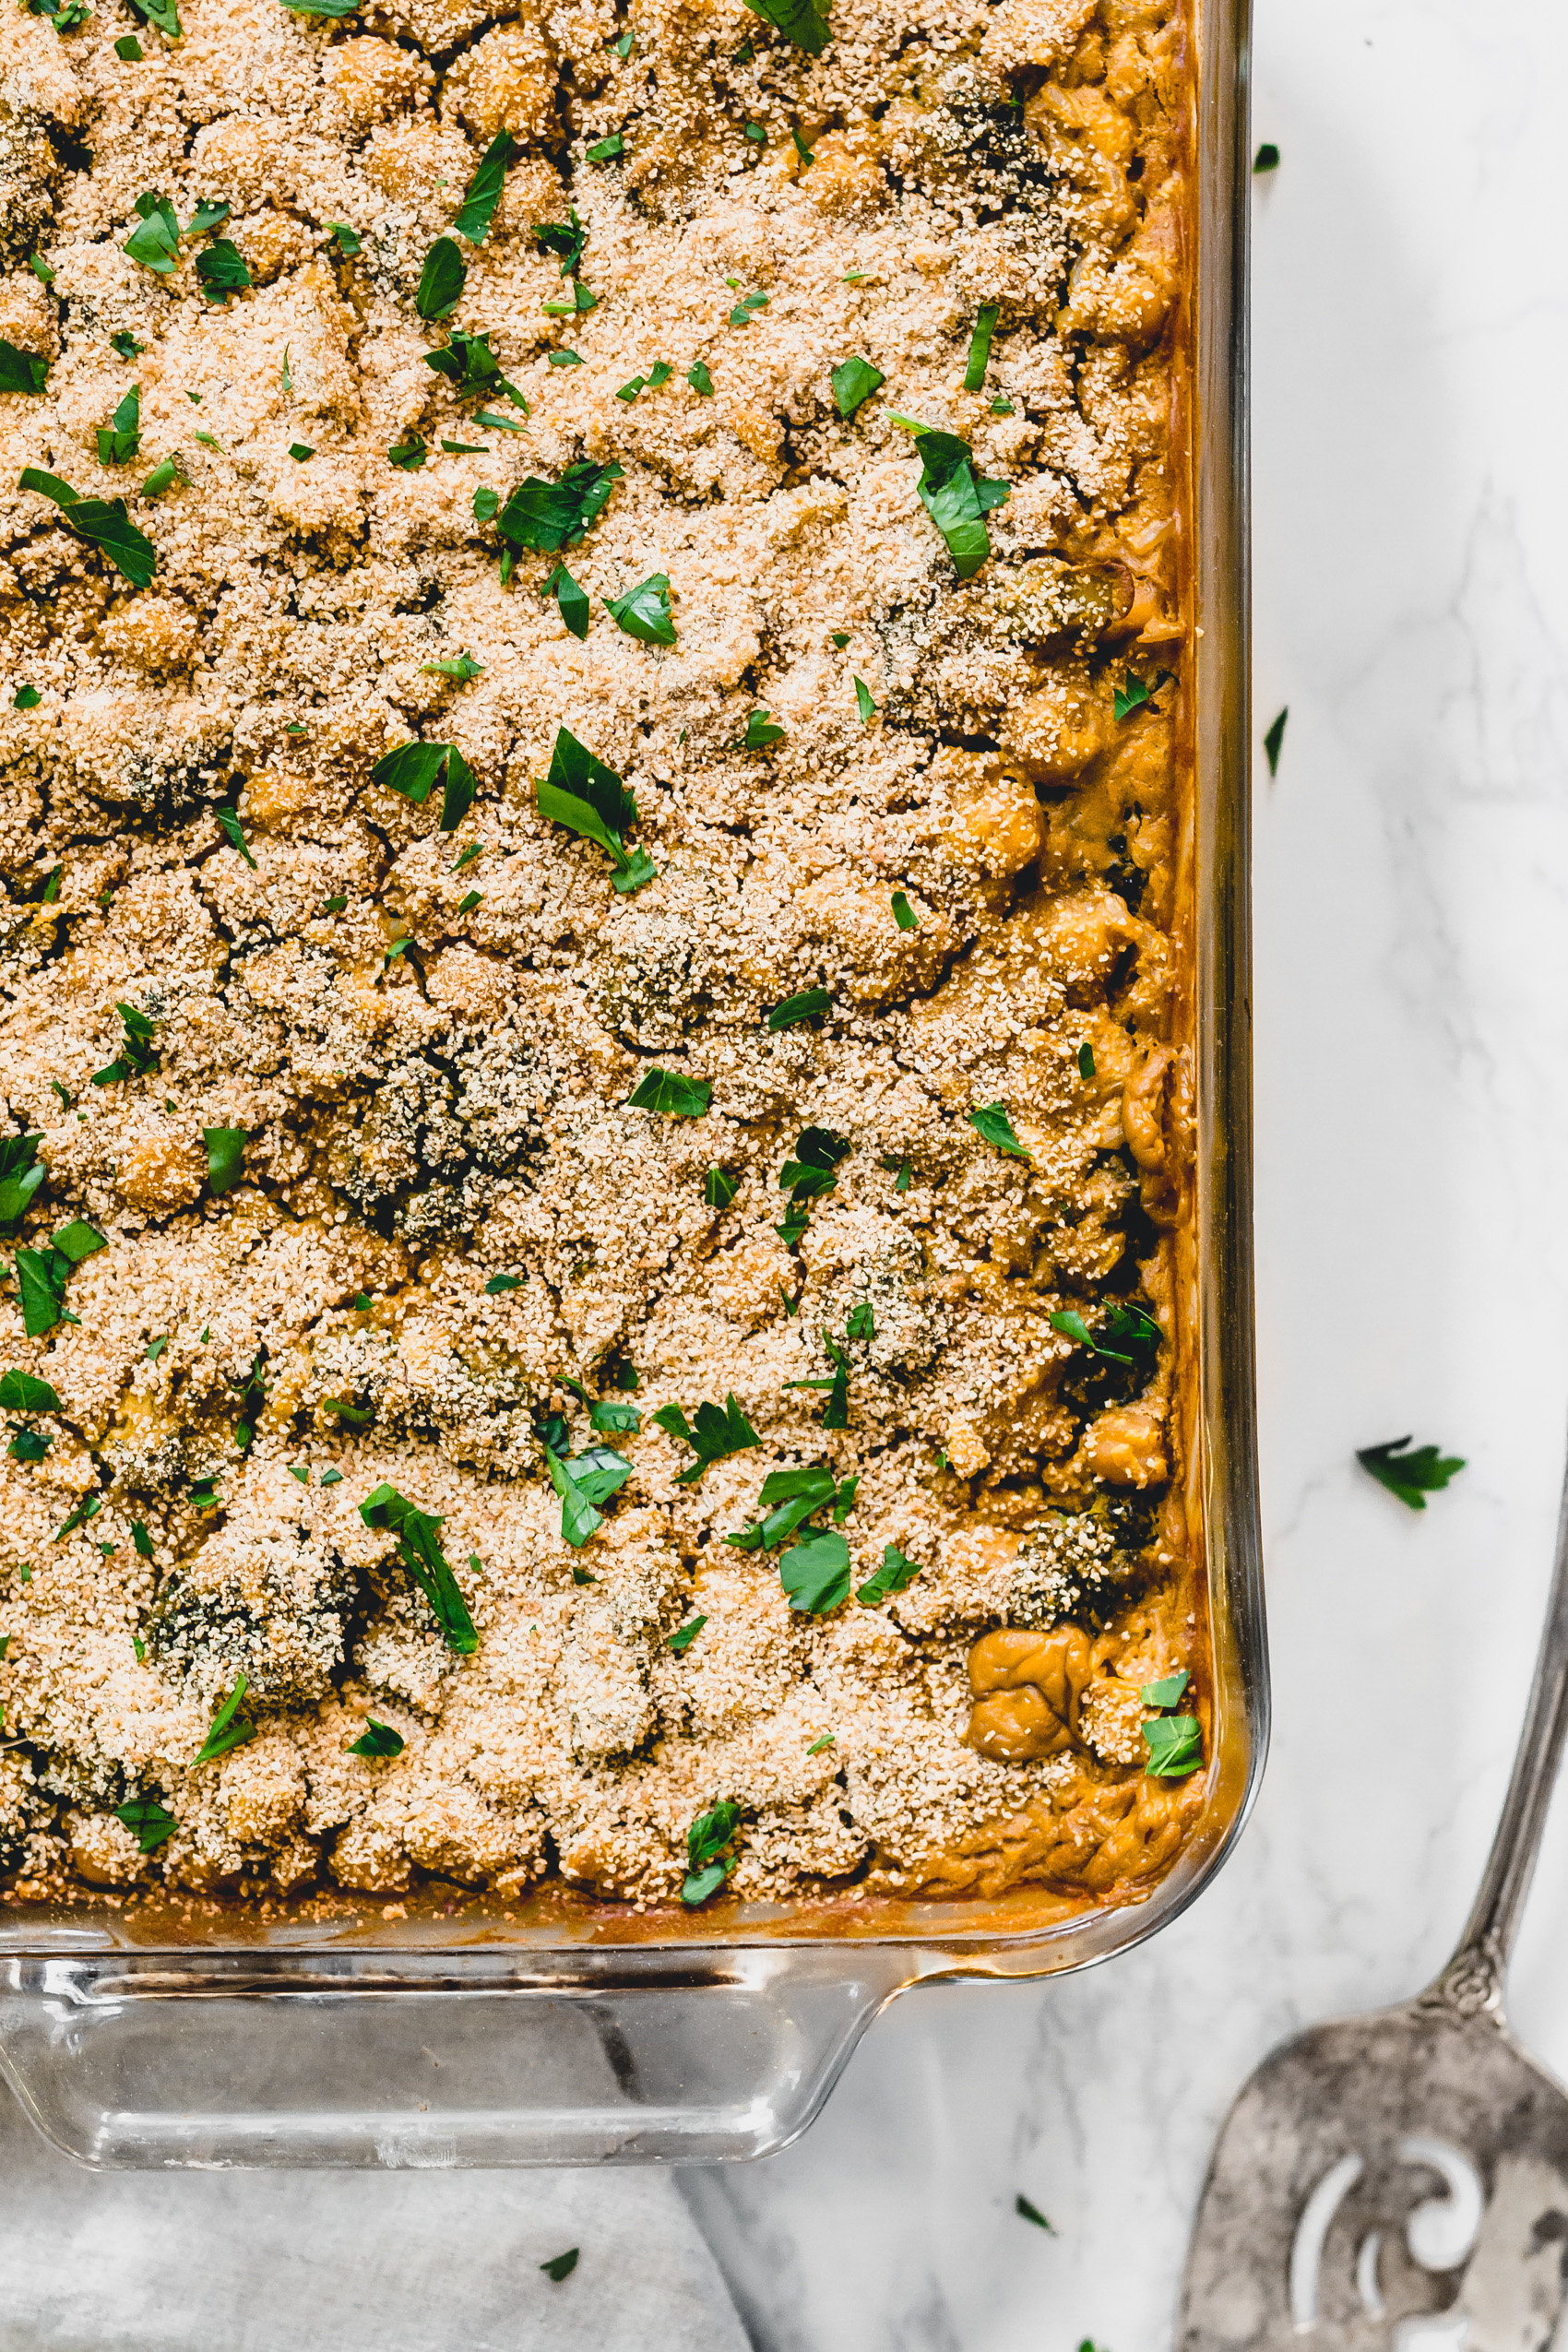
[126, 0, 179, 30]
[537, 724, 655, 892]
[742, 708, 784, 750]
[141, 453, 189, 496]
[830, 354, 883, 418]
[1141, 1670, 1190, 1707]
[96, 385, 142, 466]
[542, 563, 590, 639]
[534, 208, 588, 277]
[115, 30, 143, 53]
[18, 469, 156, 588]
[1264, 706, 1288, 776]
[686, 361, 714, 397]
[91, 1000, 159, 1086]
[187, 198, 231, 236]
[192, 1674, 255, 1765]
[605, 572, 676, 645]
[1078, 1041, 1096, 1078]
[0, 1135, 44, 1228]
[12, 686, 41, 709]
[540, 2250, 580, 2283]
[590, 1398, 640, 1433]
[7, 1424, 51, 1462]
[728, 288, 768, 326]
[1049, 1302, 1160, 1378]
[907, 426, 1008, 580]
[327, 221, 362, 255]
[350, 1717, 404, 1757]
[125, 192, 179, 274]
[891, 890, 918, 931]
[422, 652, 483, 681]
[1356, 1435, 1465, 1512]
[651, 1394, 759, 1483]
[116, 1795, 177, 1851]
[544, 1441, 634, 1546]
[203, 1125, 246, 1194]
[682, 1797, 741, 1904]
[725, 1464, 854, 1551]
[360, 1484, 479, 1652]
[0, 1371, 59, 1414]
[856, 1541, 921, 1607]
[195, 241, 251, 302]
[0, 339, 49, 397]
[453, 130, 518, 243]
[626, 1068, 710, 1116]
[494, 459, 622, 553]
[110, 332, 144, 361]
[969, 1101, 1028, 1159]
[740, 0, 830, 54]
[215, 806, 257, 867]
[1143, 1715, 1203, 1777]
[372, 739, 477, 834]
[422, 326, 523, 405]
[666, 1614, 706, 1652]
[779, 1526, 849, 1613]
[484, 1273, 522, 1293]
[962, 303, 998, 392]
[415, 237, 466, 322]
[846, 1302, 873, 1340]
[853, 676, 876, 722]
[387, 431, 427, 470]
[1253, 140, 1279, 172]
[778, 1126, 850, 1219]
[1016, 2195, 1055, 2232]
[704, 1166, 738, 1210]
[767, 987, 829, 1031]
[586, 134, 624, 161]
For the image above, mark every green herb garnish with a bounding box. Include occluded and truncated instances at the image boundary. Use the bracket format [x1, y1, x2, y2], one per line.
[1253, 141, 1279, 172]
[1143, 1715, 1203, 1777]
[1264, 706, 1287, 776]
[968, 1101, 1028, 1159]
[686, 361, 714, 397]
[453, 130, 518, 244]
[350, 1717, 406, 1757]
[114, 30, 143, 53]
[962, 303, 998, 392]
[422, 653, 483, 681]
[626, 1068, 709, 1117]
[650, 1394, 759, 1483]
[586, 134, 624, 161]
[13, 686, 41, 708]
[215, 806, 257, 868]
[1141, 1670, 1190, 1707]
[739, 0, 829, 55]
[681, 1797, 741, 1904]
[483, 1273, 522, 1294]
[414, 237, 466, 321]
[725, 1464, 856, 1551]
[141, 453, 189, 497]
[542, 563, 590, 639]
[540, 2249, 580, 2282]
[856, 1541, 921, 1607]
[18, 469, 156, 588]
[1356, 1435, 1465, 1512]
[830, 354, 884, 419]
[903, 425, 1008, 580]
[371, 739, 477, 834]
[125, 191, 179, 274]
[387, 431, 427, 471]
[327, 221, 362, 255]
[192, 1674, 255, 1764]
[543, 1440, 634, 1546]
[0, 339, 49, 397]
[704, 1167, 738, 1210]
[779, 1526, 849, 1613]
[422, 326, 525, 406]
[853, 677, 875, 722]
[95, 384, 142, 465]
[91, 1001, 159, 1086]
[203, 1125, 246, 1194]
[767, 987, 829, 1032]
[1049, 1302, 1160, 1375]
[605, 572, 676, 645]
[1078, 1041, 1095, 1078]
[0, 1370, 58, 1415]
[666, 1614, 706, 1653]
[360, 1484, 479, 1652]
[116, 1795, 177, 1851]
[493, 459, 622, 553]
[1016, 2195, 1055, 2232]
[891, 890, 917, 931]
[537, 725, 656, 893]
[742, 708, 785, 751]
[195, 241, 251, 302]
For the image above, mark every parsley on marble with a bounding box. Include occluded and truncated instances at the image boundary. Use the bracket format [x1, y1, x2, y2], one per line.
[767, 987, 829, 1031]
[1016, 2195, 1055, 2232]
[666, 1614, 706, 1653]
[18, 470, 156, 588]
[537, 724, 656, 891]
[740, 0, 829, 54]
[414, 237, 466, 322]
[349, 1718, 406, 1757]
[453, 130, 518, 244]
[856, 1541, 921, 1607]
[651, 1395, 759, 1484]
[704, 1167, 738, 1210]
[0, 339, 49, 397]
[360, 1484, 479, 1652]
[686, 361, 714, 397]
[1356, 1435, 1465, 1512]
[605, 573, 676, 645]
[494, 460, 622, 553]
[1264, 706, 1288, 776]
[969, 1102, 1029, 1160]
[681, 1797, 742, 1904]
[91, 1002, 158, 1086]
[540, 2250, 580, 2283]
[1253, 140, 1279, 172]
[1144, 1715, 1203, 1777]
[742, 708, 784, 749]
[203, 1124, 246, 1194]
[962, 303, 999, 391]
[193, 1675, 255, 1765]
[372, 739, 477, 834]
[829, 354, 883, 418]
[116, 1795, 177, 1851]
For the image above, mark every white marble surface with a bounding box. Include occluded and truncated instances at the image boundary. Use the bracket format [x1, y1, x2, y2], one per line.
[681, 0, 1568, 2344]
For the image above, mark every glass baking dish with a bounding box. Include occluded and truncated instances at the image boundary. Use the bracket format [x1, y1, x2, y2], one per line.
[0, 0, 1261, 2170]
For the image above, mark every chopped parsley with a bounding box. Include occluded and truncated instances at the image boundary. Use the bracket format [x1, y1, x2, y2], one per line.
[806, 1731, 834, 1754]
[650, 1394, 759, 1484]
[791, 127, 814, 165]
[289, 441, 315, 461]
[605, 572, 676, 645]
[0, 1367, 60, 1412]
[0, 339, 49, 398]
[327, 221, 362, 256]
[666, 1614, 706, 1653]
[114, 30, 143, 53]
[126, 0, 179, 30]
[493, 458, 622, 554]
[537, 724, 656, 892]
[969, 1101, 1029, 1159]
[767, 986, 829, 1031]
[616, 375, 646, 402]
[743, 121, 766, 146]
[1016, 2195, 1055, 2232]
[540, 2250, 580, 2283]
[1049, 1302, 1161, 1376]
[830, 630, 849, 647]
[728, 288, 768, 326]
[627, 1068, 710, 1117]
[901, 424, 1008, 580]
[1253, 141, 1279, 172]
[91, 1001, 159, 1086]
[15, 1219, 105, 1338]
[962, 303, 999, 391]
[590, 1397, 640, 1433]
[846, 1302, 873, 1340]
[95, 385, 141, 466]
[54, 1493, 101, 1541]
[203, 1124, 246, 1194]
[586, 134, 624, 161]
[1141, 1670, 1190, 1707]
[187, 198, 232, 236]
[140, 453, 189, 497]
[829, 354, 884, 418]
[453, 130, 518, 244]
[414, 237, 466, 321]
[681, 1797, 741, 1904]
[891, 890, 918, 931]
[776, 1125, 850, 1241]
[110, 331, 144, 360]
[726, 1464, 856, 1551]
[192, 1676, 255, 1765]
[195, 241, 252, 302]
[543, 1440, 634, 1546]
[779, 1526, 849, 1613]
[349, 1717, 406, 1758]
[1264, 706, 1288, 776]
[360, 1484, 479, 1652]
[116, 1796, 176, 1852]
[1356, 1435, 1465, 1511]
[18, 469, 156, 587]
[856, 1541, 921, 1607]
[542, 562, 590, 639]
[534, 208, 589, 279]
[371, 739, 477, 834]
[131, 1520, 153, 1558]
[423, 326, 525, 406]
[483, 1273, 522, 1293]
[647, 360, 672, 386]
[739, 0, 830, 54]
[387, 431, 427, 471]
[853, 676, 876, 722]
[215, 806, 257, 867]
[686, 361, 714, 397]
[124, 191, 180, 275]
[1078, 1041, 1096, 1078]
[6, 1426, 51, 1462]
[547, 350, 583, 366]
[422, 652, 483, 681]
[457, 889, 481, 913]
[1113, 666, 1174, 721]
[1143, 1715, 1203, 1777]
[783, 1327, 850, 1427]
[704, 1167, 738, 1210]
[742, 709, 784, 750]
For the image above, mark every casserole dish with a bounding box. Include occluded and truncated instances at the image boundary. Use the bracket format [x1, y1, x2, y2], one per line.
[0, 0, 1259, 2167]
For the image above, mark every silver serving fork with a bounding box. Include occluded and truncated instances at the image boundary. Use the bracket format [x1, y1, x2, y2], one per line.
[1179, 1464, 1568, 2352]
